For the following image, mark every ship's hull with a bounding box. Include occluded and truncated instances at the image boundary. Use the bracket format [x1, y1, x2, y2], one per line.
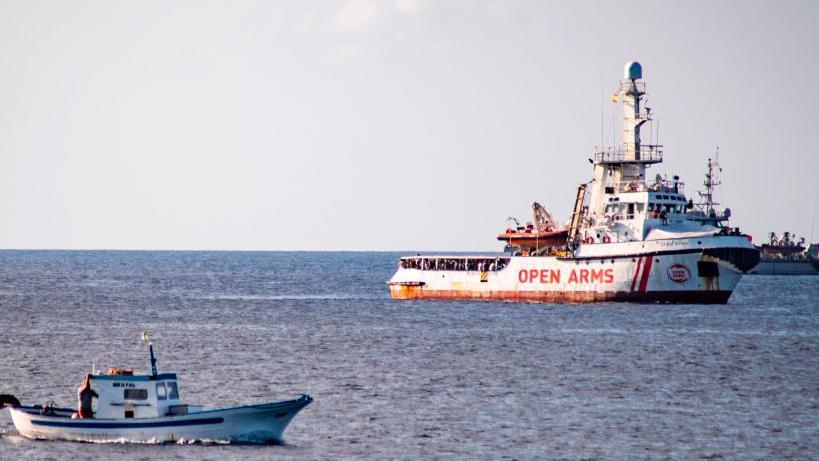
[8, 395, 312, 444]
[750, 260, 819, 275]
[390, 285, 734, 304]
[389, 236, 758, 304]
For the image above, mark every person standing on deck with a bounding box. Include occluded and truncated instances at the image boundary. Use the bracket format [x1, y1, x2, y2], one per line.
[77, 374, 98, 418]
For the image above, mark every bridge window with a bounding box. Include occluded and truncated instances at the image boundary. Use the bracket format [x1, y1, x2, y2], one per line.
[167, 382, 179, 399]
[156, 382, 167, 400]
[124, 388, 148, 400]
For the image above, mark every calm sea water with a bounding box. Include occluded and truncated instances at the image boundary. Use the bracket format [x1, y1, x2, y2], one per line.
[0, 250, 816, 460]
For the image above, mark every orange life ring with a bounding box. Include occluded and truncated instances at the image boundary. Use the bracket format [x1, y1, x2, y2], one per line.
[603, 235, 611, 243]
[585, 236, 594, 244]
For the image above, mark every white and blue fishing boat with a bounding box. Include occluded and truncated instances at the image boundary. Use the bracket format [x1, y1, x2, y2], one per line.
[1, 335, 312, 444]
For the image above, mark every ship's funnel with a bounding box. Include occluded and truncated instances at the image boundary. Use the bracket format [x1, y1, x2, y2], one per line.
[624, 61, 642, 80]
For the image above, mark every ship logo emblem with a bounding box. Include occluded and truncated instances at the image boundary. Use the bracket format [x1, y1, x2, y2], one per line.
[667, 264, 691, 283]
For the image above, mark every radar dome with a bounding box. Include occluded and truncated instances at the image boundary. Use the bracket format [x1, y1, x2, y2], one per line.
[624, 61, 642, 80]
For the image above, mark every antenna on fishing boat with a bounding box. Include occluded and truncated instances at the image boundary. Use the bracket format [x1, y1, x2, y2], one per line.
[810, 187, 818, 243]
[140, 331, 158, 376]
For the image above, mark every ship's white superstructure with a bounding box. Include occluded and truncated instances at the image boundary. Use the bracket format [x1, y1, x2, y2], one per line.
[388, 61, 759, 304]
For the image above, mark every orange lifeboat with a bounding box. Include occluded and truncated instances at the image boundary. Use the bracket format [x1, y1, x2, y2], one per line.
[497, 226, 569, 249]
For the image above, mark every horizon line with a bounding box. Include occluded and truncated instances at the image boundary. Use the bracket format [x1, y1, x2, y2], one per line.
[0, 247, 504, 253]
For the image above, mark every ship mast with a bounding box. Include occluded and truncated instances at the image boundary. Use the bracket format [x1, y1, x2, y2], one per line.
[586, 61, 663, 222]
[696, 152, 721, 218]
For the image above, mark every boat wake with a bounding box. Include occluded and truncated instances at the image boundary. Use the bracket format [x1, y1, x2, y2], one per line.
[197, 294, 382, 301]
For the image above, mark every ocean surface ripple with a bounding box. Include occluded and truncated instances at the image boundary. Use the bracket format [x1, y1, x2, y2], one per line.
[0, 251, 816, 460]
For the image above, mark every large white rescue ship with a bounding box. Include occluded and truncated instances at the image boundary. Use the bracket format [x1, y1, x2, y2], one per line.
[388, 61, 759, 304]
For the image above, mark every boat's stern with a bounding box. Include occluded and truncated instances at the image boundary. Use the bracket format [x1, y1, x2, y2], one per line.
[387, 280, 425, 299]
[387, 257, 427, 299]
[8, 405, 77, 441]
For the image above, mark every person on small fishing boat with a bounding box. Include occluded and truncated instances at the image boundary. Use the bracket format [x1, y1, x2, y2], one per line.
[77, 374, 98, 419]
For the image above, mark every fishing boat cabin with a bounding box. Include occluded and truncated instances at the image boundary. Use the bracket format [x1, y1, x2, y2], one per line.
[89, 368, 202, 419]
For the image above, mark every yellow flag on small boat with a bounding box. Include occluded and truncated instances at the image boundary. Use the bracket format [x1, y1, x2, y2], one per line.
[140, 331, 151, 344]
[611, 93, 618, 103]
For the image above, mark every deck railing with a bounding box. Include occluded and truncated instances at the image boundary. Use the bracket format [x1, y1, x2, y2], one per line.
[592, 145, 663, 164]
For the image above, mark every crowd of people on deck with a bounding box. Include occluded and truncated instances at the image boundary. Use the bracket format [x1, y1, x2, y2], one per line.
[399, 257, 510, 272]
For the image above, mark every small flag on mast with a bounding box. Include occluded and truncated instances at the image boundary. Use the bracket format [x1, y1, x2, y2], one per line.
[140, 331, 151, 344]
[611, 94, 618, 103]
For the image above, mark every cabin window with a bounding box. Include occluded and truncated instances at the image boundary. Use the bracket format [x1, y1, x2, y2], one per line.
[636, 203, 645, 212]
[124, 388, 148, 400]
[156, 382, 167, 400]
[647, 203, 654, 212]
[167, 382, 179, 399]
[675, 205, 682, 213]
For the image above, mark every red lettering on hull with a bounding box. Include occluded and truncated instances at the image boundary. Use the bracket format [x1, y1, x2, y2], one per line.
[519, 268, 614, 284]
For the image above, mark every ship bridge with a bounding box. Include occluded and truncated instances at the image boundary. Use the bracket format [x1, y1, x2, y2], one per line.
[571, 61, 716, 246]
[580, 62, 665, 238]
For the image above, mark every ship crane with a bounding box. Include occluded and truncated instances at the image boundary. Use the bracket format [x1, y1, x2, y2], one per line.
[533, 202, 558, 232]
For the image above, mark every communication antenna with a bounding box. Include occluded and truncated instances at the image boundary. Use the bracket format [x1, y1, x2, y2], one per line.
[656, 118, 660, 148]
[696, 148, 722, 217]
[600, 73, 606, 150]
[140, 331, 158, 376]
[810, 187, 818, 243]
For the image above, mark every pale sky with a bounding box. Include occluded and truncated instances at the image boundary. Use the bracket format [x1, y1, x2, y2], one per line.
[0, 0, 817, 251]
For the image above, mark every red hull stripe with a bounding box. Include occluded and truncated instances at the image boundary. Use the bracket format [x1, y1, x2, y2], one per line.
[389, 287, 733, 304]
[638, 255, 653, 292]
[630, 256, 644, 292]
